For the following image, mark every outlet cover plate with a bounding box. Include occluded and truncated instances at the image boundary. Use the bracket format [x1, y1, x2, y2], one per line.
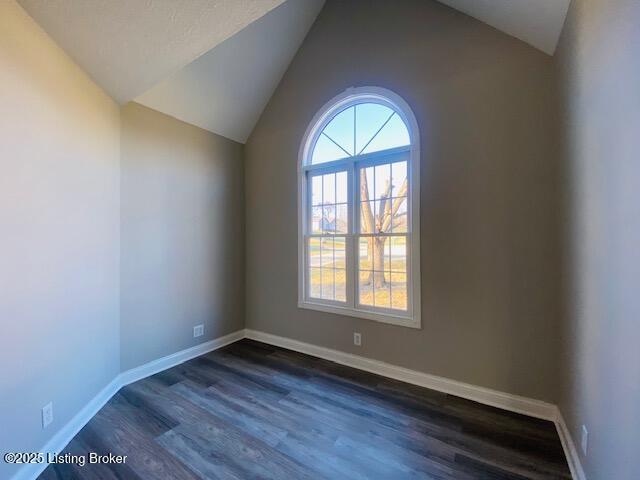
[193, 324, 204, 338]
[42, 402, 53, 428]
[581, 425, 588, 456]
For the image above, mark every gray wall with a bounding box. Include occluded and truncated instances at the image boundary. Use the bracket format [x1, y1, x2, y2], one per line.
[555, 0, 640, 478]
[120, 102, 245, 370]
[245, 0, 562, 402]
[0, 2, 120, 478]
[0, 5, 246, 471]
[10, 0, 639, 476]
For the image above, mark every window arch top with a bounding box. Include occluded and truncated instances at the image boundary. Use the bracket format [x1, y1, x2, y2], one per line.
[308, 100, 412, 165]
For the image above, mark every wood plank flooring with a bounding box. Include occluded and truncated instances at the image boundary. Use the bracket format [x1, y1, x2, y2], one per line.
[40, 339, 571, 479]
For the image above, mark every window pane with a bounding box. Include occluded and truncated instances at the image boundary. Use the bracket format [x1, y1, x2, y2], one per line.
[377, 197, 393, 233]
[359, 270, 373, 306]
[309, 267, 321, 299]
[375, 164, 391, 200]
[336, 204, 348, 234]
[323, 173, 335, 204]
[309, 237, 321, 267]
[382, 238, 392, 271]
[392, 197, 407, 233]
[374, 274, 391, 308]
[322, 205, 336, 233]
[311, 207, 322, 234]
[360, 166, 374, 202]
[334, 237, 346, 269]
[361, 113, 410, 155]
[335, 269, 346, 302]
[355, 103, 395, 154]
[392, 161, 408, 198]
[311, 175, 322, 205]
[357, 235, 404, 310]
[359, 162, 409, 236]
[390, 236, 406, 272]
[311, 134, 349, 164]
[320, 237, 334, 267]
[336, 171, 348, 203]
[391, 272, 407, 311]
[360, 236, 388, 277]
[311, 103, 409, 163]
[321, 269, 334, 300]
[359, 237, 373, 271]
[322, 106, 355, 156]
[360, 201, 376, 234]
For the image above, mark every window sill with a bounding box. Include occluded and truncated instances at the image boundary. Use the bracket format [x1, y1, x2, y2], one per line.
[298, 300, 421, 329]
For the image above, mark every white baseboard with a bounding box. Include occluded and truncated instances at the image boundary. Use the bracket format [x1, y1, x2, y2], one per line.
[118, 329, 245, 387]
[14, 327, 582, 480]
[11, 377, 121, 480]
[246, 329, 587, 479]
[244, 329, 558, 421]
[555, 410, 587, 480]
[11, 329, 245, 480]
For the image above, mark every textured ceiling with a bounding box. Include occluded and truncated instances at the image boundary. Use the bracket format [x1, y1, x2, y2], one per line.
[18, 0, 286, 103]
[135, 0, 324, 143]
[439, 0, 571, 54]
[19, 0, 571, 144]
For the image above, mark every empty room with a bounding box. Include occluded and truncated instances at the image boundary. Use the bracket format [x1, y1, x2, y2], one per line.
[1, 0, 638, 479]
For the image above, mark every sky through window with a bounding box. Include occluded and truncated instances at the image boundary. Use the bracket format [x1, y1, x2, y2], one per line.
[311, 103, 410, 164]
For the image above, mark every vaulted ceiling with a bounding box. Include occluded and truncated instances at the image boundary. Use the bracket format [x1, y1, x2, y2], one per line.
[135, 0, 324, 143]
[18, 0, 287, 104]
[19, 0, 570, 143]
[439, 0, 571, 55]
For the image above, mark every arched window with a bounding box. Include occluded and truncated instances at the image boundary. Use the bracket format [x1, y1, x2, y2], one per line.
[298, 87, 421, 328]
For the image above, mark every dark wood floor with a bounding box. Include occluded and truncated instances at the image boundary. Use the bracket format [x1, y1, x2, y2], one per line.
[40, 339, 570, 480]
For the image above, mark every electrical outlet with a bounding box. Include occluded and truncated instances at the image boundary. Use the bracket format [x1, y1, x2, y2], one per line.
[353, 332, 362, 346]
[581, 425, 588, 456]
[193, 324, 204, 338]
[42, 402, 53, 429]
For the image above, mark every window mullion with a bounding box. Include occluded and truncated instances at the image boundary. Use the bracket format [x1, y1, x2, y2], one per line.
[344, 164, 350, 308]
[352, 160, 359, 309]
[305, 172, 312, 301]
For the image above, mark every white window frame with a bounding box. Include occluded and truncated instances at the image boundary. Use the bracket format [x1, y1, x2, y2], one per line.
[297, 86, 421, 329]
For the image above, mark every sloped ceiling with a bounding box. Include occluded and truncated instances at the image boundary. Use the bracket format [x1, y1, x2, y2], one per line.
[19, 0, 570, 143]
[439, 0, 571, 55]
[18, 0, 286, 104]
[135, 0, 324, 143]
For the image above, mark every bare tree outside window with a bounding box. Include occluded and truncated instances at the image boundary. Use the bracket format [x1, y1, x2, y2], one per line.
[299, 89, 419, 326]
[359, 168, 407, 288]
